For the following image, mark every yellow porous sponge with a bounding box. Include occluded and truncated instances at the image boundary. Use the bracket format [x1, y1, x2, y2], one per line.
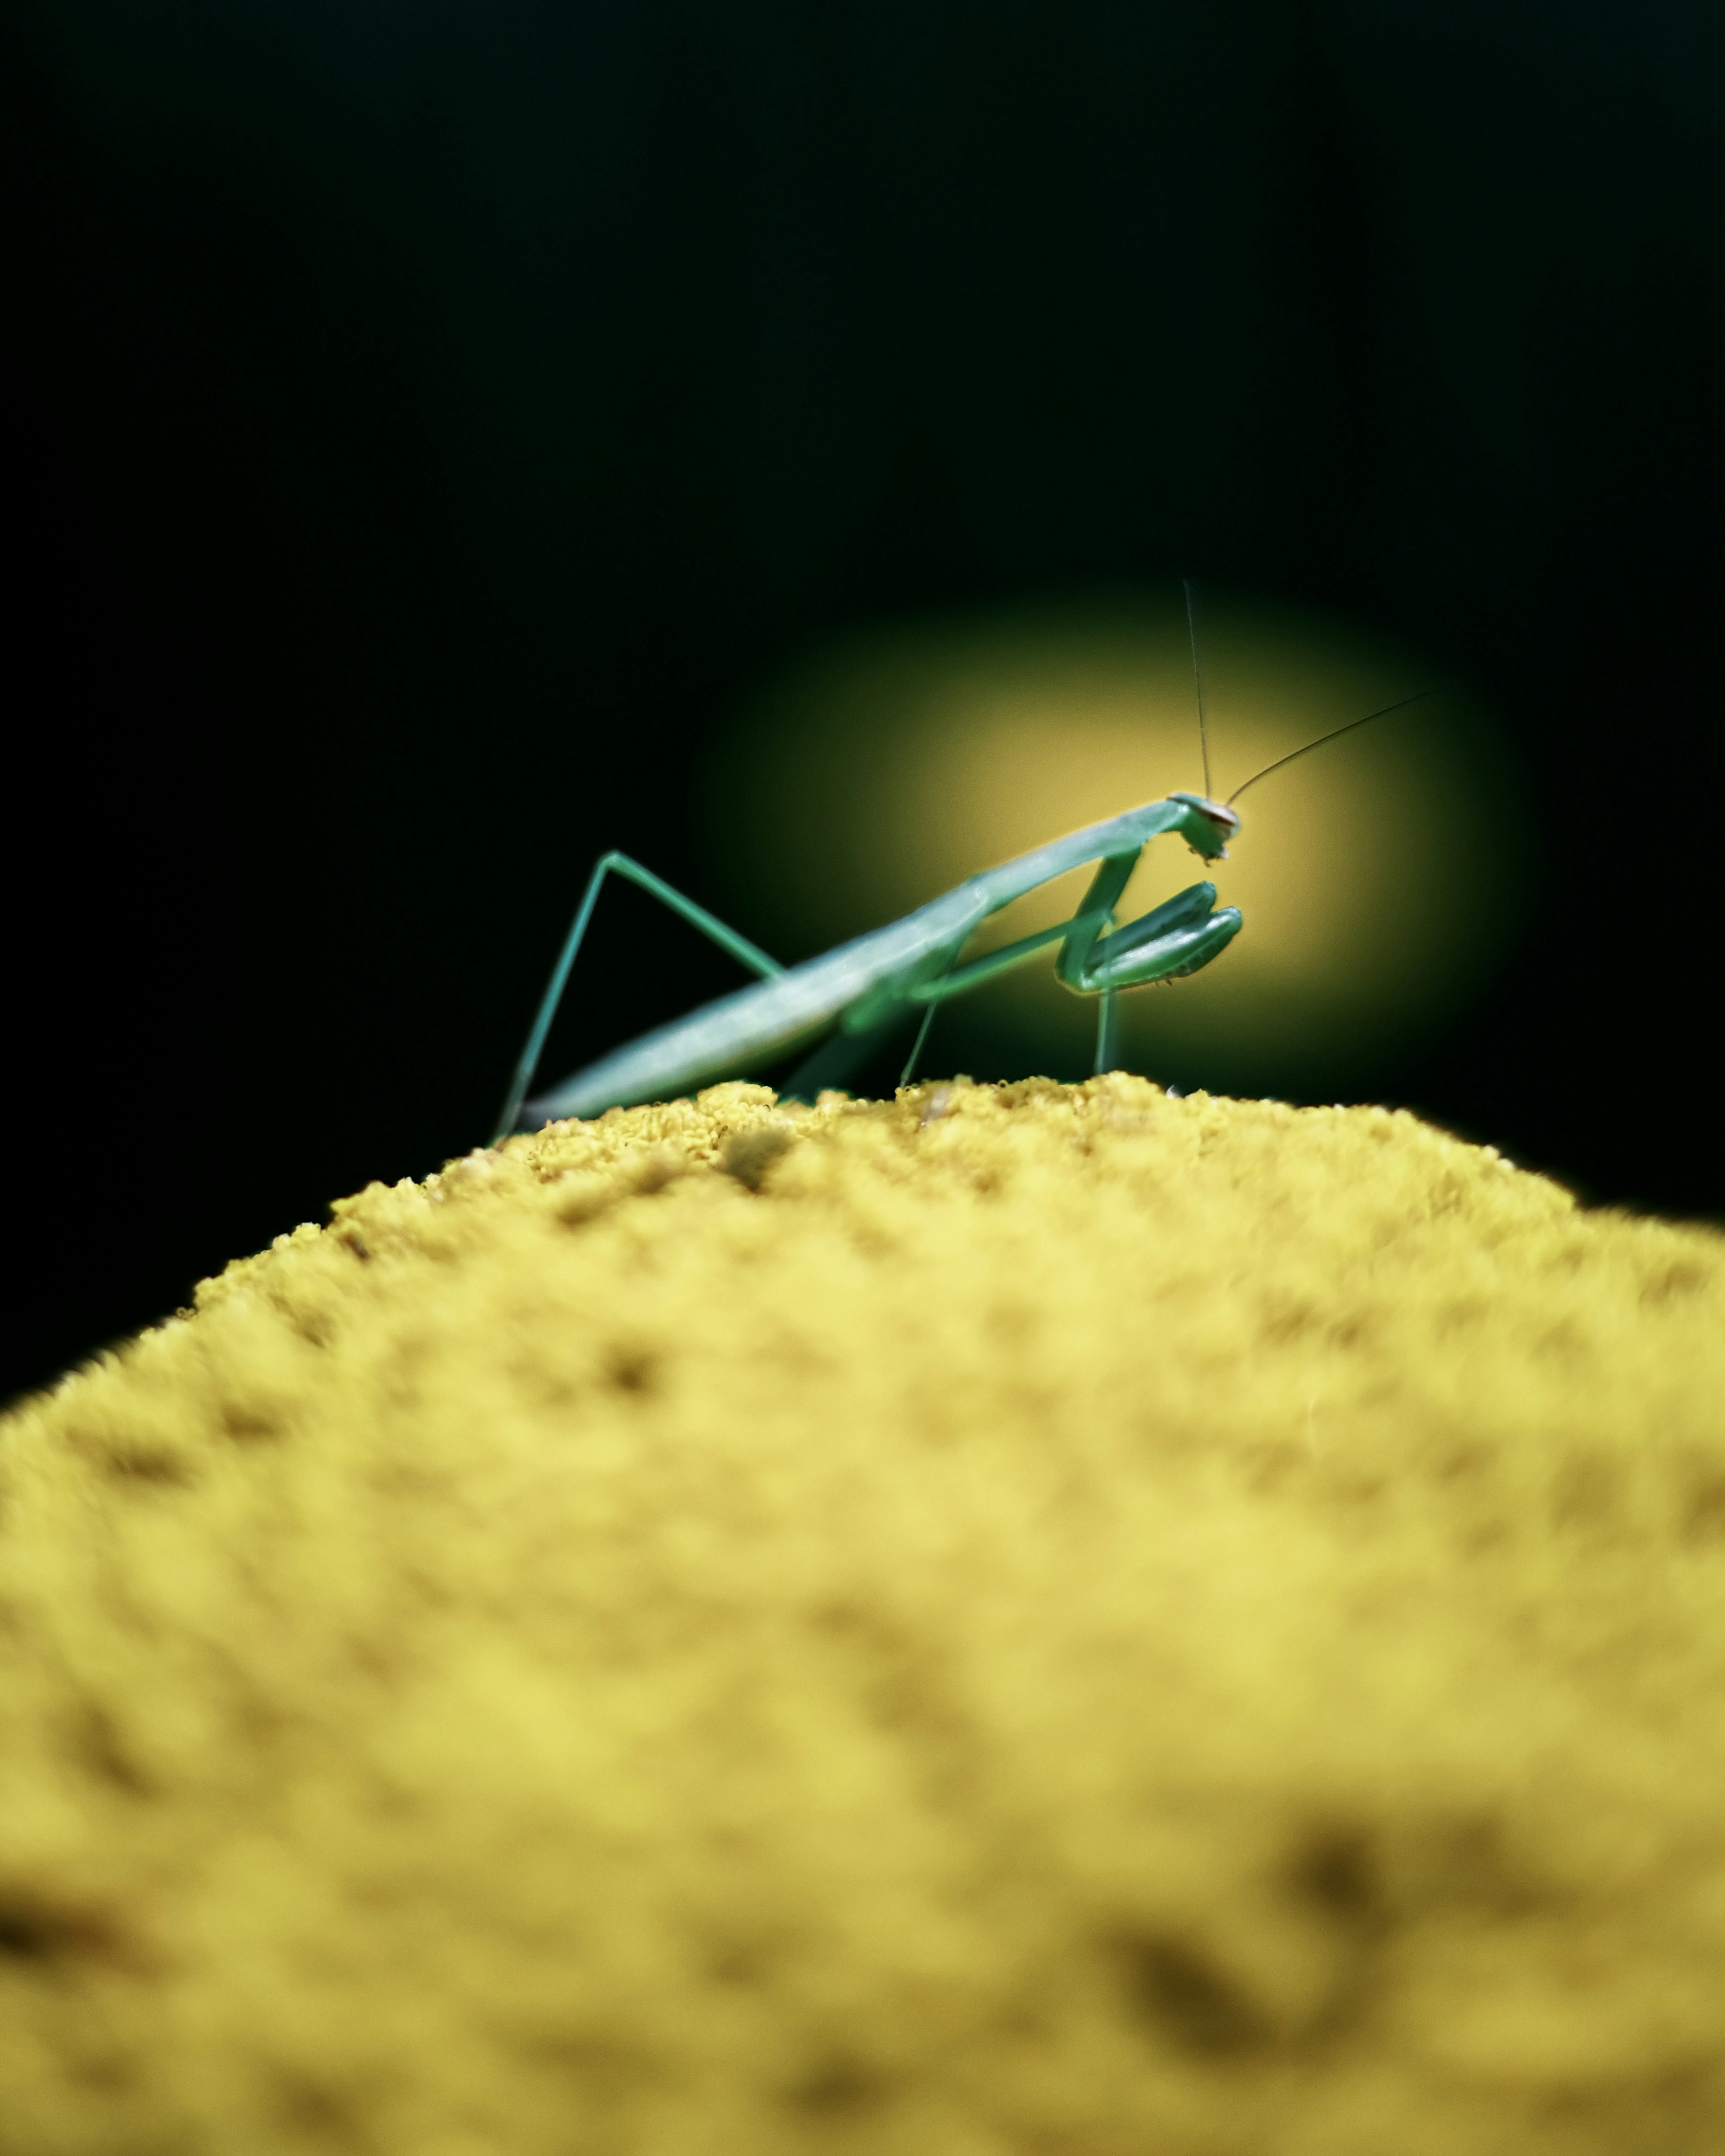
[4, 1076, 1725, 2156]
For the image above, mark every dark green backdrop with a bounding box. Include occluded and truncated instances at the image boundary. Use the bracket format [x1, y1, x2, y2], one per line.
[5, 0, 1723, 1403]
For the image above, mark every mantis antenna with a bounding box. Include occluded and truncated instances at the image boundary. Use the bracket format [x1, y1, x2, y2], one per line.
[1182, 578, 1213, 802]
[1225, 688, 1438, 806]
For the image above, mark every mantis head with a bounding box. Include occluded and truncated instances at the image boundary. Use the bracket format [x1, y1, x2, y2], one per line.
[1168, 792, 1241, 860]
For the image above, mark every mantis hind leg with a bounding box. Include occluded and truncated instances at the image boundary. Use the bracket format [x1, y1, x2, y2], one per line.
[493, 853, 785, 1143]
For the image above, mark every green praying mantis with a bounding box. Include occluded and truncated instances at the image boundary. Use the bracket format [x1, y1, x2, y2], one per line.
[493, 591, 1433, 1142]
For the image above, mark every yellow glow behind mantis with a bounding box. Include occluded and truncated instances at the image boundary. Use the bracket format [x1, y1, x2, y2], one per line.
[705, 593, 1524, 1086]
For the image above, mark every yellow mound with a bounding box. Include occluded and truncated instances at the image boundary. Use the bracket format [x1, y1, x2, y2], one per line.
[4, 1077, 1725, 2156]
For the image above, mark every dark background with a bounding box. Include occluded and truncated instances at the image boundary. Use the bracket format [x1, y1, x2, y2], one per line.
[4, 0, 1722, 1407]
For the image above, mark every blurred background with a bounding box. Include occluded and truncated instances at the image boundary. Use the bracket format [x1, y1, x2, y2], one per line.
[4, 0, 1722, 1404]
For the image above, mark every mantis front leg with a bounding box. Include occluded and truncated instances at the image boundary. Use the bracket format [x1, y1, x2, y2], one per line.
[902, 848, 1243, 1073]
[1048, 856, 1242, 1065]
[1061, 878, 1243, 993]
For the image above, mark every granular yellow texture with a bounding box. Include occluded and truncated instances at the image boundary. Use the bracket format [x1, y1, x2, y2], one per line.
[4, 1077, 1725, 2156]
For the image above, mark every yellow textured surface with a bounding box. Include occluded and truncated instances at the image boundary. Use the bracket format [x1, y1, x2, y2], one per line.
[3, 1077, 1725, 2156]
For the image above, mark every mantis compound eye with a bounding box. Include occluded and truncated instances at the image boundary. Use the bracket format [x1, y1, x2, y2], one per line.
[1170, 793, 1240, 857]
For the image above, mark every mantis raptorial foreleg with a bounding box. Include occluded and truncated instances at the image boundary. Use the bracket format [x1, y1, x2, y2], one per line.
[897, 850, 1236, 1073]
[889, 852, 1139, 1079]
[1063, 878, 1239, 990]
